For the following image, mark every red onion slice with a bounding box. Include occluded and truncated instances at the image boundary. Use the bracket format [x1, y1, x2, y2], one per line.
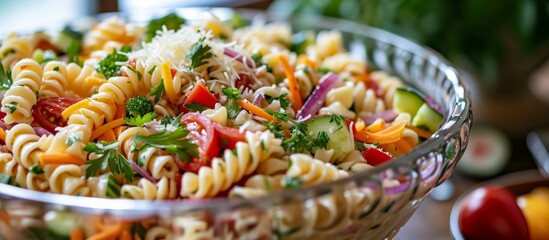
[363, 110, 398, 125]
[223, 48, 254, 68]
[252, 93, 265, 105]
[129, 160, 157, 183]
[385, 179, 411, 195]
[296, 72, 342, 119]
[33, 127, 53, 137]
[424, 95, 443, 114]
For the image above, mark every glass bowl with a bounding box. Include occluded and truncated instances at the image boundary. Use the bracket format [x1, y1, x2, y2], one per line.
[0, 8, 472, 240]
[449, 170, 549, 240]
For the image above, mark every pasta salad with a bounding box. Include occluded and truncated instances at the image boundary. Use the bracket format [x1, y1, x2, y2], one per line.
[0, 13, 444, 202]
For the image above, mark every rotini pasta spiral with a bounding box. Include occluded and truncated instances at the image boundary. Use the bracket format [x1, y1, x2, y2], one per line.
[83, 16, 140, 54]
[180, 131, 284, 198]
[0, 33, 34, 69]
[121, 177, 177, 200]
[1, 58, 42, 124]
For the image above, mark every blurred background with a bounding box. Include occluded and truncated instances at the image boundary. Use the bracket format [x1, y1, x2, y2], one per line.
[1, 0, 548, 239]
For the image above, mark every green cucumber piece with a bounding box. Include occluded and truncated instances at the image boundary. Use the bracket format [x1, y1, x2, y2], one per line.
[305, 115, 354, 160]
[53, 31, 78, 52]
[44, 211, 80, 238]
[412, 103, 443, 132]
[393, 88, 425, 118]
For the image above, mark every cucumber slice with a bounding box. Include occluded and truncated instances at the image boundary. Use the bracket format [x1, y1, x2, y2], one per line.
[44, 210, 80, 238]
[393, 88, 425, 118]
[412, 103, 443, 132]
[52, 31, 78, 52]
[305, 115, 354, 160]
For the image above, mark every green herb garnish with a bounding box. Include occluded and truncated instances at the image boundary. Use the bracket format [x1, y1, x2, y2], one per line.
[84, 141, 134, 182]
[146, 13, 185, 42]
[134, 116, 198, 162]
[221, 87, 241, 119]
[187, 37, 212, 70]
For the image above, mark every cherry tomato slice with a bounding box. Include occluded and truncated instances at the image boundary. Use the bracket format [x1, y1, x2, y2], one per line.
[182, 82, 218, 112]
[181, 113, 220, 172]
[459, 186, 530, 240]
[214, 123, 246, 150]
[362, 147, 393, 166]
[235, 73, 252, 90]
[31, 97, 81, 133]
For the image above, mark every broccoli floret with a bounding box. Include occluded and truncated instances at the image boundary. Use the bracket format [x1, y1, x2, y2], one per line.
[126, 96, 154, 118]
[160, 115, 175, 125]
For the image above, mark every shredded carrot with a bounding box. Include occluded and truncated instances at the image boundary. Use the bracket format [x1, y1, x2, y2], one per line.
[237, 99, 276, 122]
[355, 121, 406, 144]
[0, 210, 9, 224]
[88, 222, 126, 240]
[300, 55, 317, 69]
[354, 72, 370, 83]
[62, 98, 91, 120]
[278, 55, 303, 111]
[70, 228, 84, 240]
[90, 118, 126, 140]
[97, 129, 116, 142]
[114, 103, 126, 119]
[0, 128, 6, 142]
[89, 218, 129, 240]
[120, 230, 132, 240]
[365, 119, 386, 133]
[161, 61, 177, 103]
[113, 126, 127, 139]
[407, 125, 433, 139]
[39, 152, 85, 166]
[393, 138, 413, 156]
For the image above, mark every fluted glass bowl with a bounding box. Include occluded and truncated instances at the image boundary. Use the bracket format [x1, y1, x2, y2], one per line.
[0, 8, 471, 240]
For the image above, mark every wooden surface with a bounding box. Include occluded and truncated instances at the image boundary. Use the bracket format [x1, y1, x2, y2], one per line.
[396, 141, 538, 240]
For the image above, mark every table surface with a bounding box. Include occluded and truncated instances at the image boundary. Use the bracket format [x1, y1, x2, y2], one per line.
[396, 146, 538, 240]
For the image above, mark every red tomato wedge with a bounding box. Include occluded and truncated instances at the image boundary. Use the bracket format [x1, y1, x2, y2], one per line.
[179, 113, 248, 173]
[31, 97, 82, 133]
[458, 186, 530, 240]
[181, 113, 220, 172]
[182, 82, 217, 111]
[362, 147, 393, 166]
[214, 124, 246, 150]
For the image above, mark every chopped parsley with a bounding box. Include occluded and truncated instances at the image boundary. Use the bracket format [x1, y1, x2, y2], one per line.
[184, 101, 210, 112]
[148, 65, 157, 75]
[65, 134, 82, 146]
[0, 174, 18, 186]
[96, 46, 131, 79]
[289, 32, 311, 54]
[187, 37, 212, 70]
[160, 115, 175, 126]
[67, 40, 82, 66]
[29, 164, 44, 174]
[134, 116, 198, 162]
[146, 13, 185, 42]
[3, 102, 17, 113]
[319, 67, 331, 75]
[0, 62, 12, 90]
[329, 114, 346, 130]
[149, 79, 164, 102]
[314, 131, 330, 149]
[283, 176, 303, 189]
[221, 87, 241, 119]
[84, 141, 134, 182]
[2, 48, 15, 58]
[266, 93, 291, 109]
[125, 112, 157, 127]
